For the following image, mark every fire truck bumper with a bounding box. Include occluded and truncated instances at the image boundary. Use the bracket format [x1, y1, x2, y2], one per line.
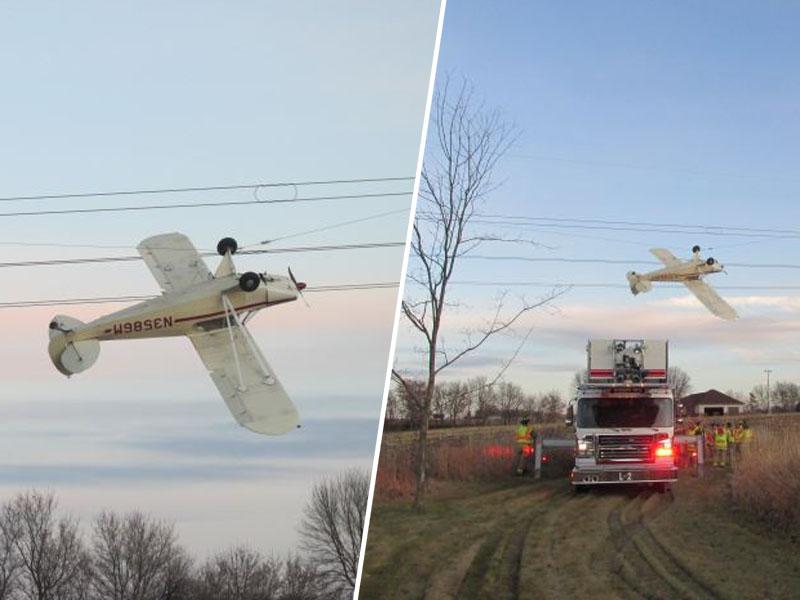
[571, 465, 678, 485]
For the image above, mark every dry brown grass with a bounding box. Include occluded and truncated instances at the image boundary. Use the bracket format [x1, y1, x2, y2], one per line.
[374, 423, 571, 499]
[731, 415, 800, 534]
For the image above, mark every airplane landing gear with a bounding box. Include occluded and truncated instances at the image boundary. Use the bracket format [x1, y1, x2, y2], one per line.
[239, 272, 261, 292]
[217, 237, 238, 256]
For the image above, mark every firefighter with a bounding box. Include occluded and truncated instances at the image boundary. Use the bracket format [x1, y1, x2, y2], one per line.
[742, 420, 754, 445]
[725, 422, 735, 464]
[688, 421, 704, 467]
[732, 421, 745, 461]
[515, 417, 535, 475]
[705, 423, 715, 462]
[713, 423, 732, 467]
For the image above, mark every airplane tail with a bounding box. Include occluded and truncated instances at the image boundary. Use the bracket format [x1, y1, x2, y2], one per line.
[626, 272, 652, 295]
[48, 315, 100, 376]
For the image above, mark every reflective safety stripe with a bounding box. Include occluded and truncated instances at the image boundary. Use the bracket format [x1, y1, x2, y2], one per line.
[516, 425, 532, 446]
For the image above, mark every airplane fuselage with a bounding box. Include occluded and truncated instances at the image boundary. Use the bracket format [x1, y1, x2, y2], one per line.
[66, 274, 298, 343]
[639, 258, 722, 283]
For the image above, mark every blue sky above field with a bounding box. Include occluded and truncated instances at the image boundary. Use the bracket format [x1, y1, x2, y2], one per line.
[0, 1, 441, 555]
[396, 1, 800, 399]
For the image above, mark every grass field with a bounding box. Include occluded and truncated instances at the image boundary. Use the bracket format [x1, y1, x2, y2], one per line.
[361, 471, 800, 600]
[364, 415, 800, 599]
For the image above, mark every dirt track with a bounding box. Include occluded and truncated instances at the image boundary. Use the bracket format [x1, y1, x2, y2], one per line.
[360, 475, 800, 600]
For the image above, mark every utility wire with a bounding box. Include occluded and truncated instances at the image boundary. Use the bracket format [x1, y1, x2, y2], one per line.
[474, 214, 800, 237]
[0, 176, 415, 203]
[447, 281, 800, 290]
[463, 255, 800, 269]
[0, 282, 399, 309]
[469, 219, 800, 241]
[0, 241, 403, 270]
[0, 207, 410, 251]
[252, 208, 409, 246]
[0, 191, 411, 218]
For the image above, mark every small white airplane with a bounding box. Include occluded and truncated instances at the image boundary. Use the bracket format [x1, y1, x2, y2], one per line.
[48, 233, 307, 435]
[626, 245, 738, 321]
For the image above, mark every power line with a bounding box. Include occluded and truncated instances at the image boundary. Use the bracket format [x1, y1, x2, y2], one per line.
[0, 207, 410, 251]
[0, 241, 404, 270]
[0, 282, 399, 309]
[463, 255, 800, 270]
[474, 214, 800, 237]
[447, 280, 800, 290]
[469, 218, 800, 241]
[0, 191, 411, 219]
[0, 176, 415, 203]
[251, 208, 409, 246]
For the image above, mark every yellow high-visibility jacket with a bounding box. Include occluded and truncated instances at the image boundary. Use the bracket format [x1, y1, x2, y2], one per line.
[516, 424, 533, 446]
[714, 429, 731, 449]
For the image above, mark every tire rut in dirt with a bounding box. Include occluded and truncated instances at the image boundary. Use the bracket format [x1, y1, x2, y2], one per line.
[633, 493, 723, 600]
[606, 489, 721, 600]
[516, 487, 601, 600]
[454, 485, 566, 600]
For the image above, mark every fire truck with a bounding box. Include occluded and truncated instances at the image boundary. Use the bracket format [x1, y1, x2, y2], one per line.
[566, 339, 678, 493]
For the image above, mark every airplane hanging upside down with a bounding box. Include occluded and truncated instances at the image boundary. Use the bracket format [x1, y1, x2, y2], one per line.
[626, 245, 738, 321]
[48, 233, 307, 435]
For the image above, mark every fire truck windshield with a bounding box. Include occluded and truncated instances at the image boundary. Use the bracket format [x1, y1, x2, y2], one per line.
[577, 396, 673, 428]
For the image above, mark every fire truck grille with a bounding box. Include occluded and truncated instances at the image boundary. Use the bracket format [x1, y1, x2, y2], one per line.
[597, 434, 654, 462]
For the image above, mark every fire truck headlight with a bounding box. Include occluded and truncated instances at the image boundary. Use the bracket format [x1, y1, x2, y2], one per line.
[576, 436, 595, 458]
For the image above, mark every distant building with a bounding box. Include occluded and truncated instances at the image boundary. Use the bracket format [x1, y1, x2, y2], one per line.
[680, 389, 745, 417]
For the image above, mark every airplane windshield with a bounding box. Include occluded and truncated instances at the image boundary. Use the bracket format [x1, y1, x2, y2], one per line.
[577, 397, 672, 428]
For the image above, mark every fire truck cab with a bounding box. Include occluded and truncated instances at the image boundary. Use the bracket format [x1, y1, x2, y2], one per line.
[567, 339, 678, 493]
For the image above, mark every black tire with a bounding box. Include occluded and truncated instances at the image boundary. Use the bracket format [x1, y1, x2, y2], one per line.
[239, 272, 260, 292]
[655, 482, 670, 494]
[692, 245, 701, 253]
[573, 484, 589, 494]
[217, 237, 238, 256]
[706, 257, 715, 266]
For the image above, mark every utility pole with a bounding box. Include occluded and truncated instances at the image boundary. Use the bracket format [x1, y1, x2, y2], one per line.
[764, 369, 773, 414]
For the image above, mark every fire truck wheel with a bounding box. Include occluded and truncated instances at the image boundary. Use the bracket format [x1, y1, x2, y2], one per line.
[655, 482, 670, 494]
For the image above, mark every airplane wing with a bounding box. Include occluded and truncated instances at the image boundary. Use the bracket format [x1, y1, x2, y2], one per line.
[188, 325, 299, 435]
[650, 248, 681, 267]
[137, 233, 213, 293]
[683, 279, 738, 320]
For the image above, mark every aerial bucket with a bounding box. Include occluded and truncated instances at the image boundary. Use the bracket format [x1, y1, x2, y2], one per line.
[48, 315, 100, 376]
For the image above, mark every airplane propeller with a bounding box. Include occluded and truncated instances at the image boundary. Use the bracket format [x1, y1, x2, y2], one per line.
[288, 267, 309, 307]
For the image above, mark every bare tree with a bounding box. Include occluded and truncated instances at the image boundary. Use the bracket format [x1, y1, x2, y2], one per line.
[538, 391, 565, 422]
[279, 555, 332, 600]
[667, 367, 692, 401]
[442, 381, 471, 425]
[298, 469, 369, 596]
[393, 77, 563, 507]
[5, 491, 89, 600]
[90, 510, 189, 600]
[570, 369, 587, 397]
[0, 504, 21, 600]
[195, 546, 281, 600]
[384, 389, 400, 423]
[495, 381, 524, 424]
[469, 376, 497, 421]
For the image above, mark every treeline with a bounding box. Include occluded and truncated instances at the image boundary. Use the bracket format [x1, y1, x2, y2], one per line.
[386, 377, 566, 429]
[742, 381, 800, 413]
[0, 470, 368, 600]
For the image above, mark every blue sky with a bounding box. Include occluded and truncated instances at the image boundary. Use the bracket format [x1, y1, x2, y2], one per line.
[396, 1, 800, 400]
[0, 1, 441, 556]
